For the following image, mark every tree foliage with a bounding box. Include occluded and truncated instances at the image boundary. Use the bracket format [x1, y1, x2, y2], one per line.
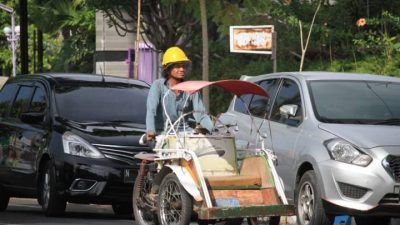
[30, 0, 95, 72]
[87, 0, 199, 51]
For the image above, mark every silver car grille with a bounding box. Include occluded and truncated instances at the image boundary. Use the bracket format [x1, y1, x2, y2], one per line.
[337, 182, 368, 199]
[92, 144, 149, 165]
[385, 155, 400, 181]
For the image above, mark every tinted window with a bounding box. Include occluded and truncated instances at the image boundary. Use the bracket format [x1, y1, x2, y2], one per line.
[249, 79, 280, 118]
[309, 80, 400, 124]
[271, 79, 302, 126]
[10, 86, 34, 119]
[29, 86, 47, 113]
[233, 94, 252, 114]
[0, 83, 18, 117]
[55, 83, 148, 124]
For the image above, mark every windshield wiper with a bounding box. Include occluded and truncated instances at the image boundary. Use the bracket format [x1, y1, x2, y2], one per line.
[372, 118, 400, 125]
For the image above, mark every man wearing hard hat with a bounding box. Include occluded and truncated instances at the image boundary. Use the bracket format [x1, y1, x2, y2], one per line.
[145, 46, 213, 141]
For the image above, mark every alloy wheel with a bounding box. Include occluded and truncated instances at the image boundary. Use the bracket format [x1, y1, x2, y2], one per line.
[298, 181, 314, 225]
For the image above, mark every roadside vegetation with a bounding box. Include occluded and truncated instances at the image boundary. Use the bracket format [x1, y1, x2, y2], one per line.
[1, 0, 400, 112]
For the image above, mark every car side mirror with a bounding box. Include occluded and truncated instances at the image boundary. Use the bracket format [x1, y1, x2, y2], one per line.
[20, 112, 45, 124]
[279, 104, 298, 118]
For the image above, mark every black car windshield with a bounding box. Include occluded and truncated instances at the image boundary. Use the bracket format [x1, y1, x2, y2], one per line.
[55, 82, 148, 124]
[309, 80, 400, 125]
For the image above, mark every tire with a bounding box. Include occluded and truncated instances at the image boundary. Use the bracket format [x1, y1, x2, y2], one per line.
[157, 173, 192, 225]
[246, 216, 279, 225]
[268, 216, 280, 225]
[295, 170, 332, 225]
[133, 170, 158, 225]
[355, 216, 390, 225]
[40, 160, 66, 217]
[0, 185, 9, 212]
[112, 202, 133, 217]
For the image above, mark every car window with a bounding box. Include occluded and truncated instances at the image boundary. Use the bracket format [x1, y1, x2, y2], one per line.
[10, 85, 34, 119]
[309, 80, 400, 123]
[29, 86, 47, 113]
[55, 83, 148, 124]
[248, 79, 280, 118]
[270, 79, 303, 126]
[233, 94, 252, 114]
[0, 83, 18, 117]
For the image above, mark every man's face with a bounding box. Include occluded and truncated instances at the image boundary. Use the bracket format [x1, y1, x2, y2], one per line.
[169, 63, 186, 80]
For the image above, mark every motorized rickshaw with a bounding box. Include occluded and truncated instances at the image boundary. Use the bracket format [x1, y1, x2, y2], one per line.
[133, 80, 294, 225]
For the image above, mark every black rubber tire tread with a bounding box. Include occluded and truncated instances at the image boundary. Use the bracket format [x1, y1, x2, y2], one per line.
[0, 186, 9, 212]
[354, 216, 390, 225]
[295, 170, 332, 225]
[268, 216, 280, 225]
[40, 160, 66, 217]
[133, 171, 158, 225]
[112, 202, 133, 217]
[157, 173, 192, 225]
[222, 218, 243, 225]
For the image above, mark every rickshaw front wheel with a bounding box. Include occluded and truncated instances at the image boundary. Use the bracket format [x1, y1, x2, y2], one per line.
[157, 173, 192, 225]
[133, 170, 158, 225]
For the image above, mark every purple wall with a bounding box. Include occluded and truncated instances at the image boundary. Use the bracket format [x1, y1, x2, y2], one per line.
[127, 42, 158, 84]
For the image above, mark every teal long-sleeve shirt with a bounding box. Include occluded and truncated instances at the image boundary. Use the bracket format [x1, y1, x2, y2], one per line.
[146, 78, 213, 133]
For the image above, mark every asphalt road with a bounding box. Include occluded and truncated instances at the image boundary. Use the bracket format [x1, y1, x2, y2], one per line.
[0, 198, 133, 225]
[1, 198, 297, 225]
[2, 198, 400, 225]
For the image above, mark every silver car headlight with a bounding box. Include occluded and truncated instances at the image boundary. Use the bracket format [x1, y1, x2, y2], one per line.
[62, 132, 104, 158]
[325, 139, 372, 167]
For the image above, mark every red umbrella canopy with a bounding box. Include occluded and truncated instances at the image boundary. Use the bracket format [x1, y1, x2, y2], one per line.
[171, 80, 268, 97]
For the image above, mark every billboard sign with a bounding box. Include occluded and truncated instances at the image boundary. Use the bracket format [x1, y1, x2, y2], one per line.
[230, 25, 274, 54]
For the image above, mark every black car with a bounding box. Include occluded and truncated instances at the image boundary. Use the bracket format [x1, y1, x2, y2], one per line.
[0, 73, 150, 216]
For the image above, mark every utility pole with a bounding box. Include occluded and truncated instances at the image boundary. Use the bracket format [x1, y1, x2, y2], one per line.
[37, 29, 43, 72]
[0, 3, 18, 77]
[199, 0, 209, 111]
[20, 0, 28, 74]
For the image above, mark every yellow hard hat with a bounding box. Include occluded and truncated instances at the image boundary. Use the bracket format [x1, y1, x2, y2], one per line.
[162, 46, 190, 66]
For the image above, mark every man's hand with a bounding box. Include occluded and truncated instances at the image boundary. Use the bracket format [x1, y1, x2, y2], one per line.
[146, 131, 156, 142]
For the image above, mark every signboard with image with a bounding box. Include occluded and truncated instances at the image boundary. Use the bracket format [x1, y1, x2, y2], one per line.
[230, 25, 274, 54]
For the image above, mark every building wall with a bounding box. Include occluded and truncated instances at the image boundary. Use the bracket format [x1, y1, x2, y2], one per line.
[0, 77, 9, 88]
[95, 11, 159, 83]
[95, 11, 134, 77]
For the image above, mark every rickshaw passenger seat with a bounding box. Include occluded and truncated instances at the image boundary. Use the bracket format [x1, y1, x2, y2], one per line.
[205, 156, 273, 189]
[205, 174, 261, 188]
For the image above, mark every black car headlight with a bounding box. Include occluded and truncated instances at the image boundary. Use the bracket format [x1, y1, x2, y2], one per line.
[62, 132, 104, 158]
[325, 139, 372, 167]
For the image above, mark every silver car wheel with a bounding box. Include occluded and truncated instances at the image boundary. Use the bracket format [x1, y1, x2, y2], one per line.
[298, 181, 314, 225]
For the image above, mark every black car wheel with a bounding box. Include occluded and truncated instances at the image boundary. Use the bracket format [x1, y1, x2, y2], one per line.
[112, 202, 133, 217]
[133, 169, 158, 225]
[40, 161, 66, 216]
[0, 185, 9, 212]
[355, 216, 390, 225]
[295, 170, 332, 225]
[157, 173, 192, 225]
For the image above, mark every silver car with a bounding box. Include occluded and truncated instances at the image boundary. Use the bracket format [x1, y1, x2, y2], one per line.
[219, 72, 400, 225]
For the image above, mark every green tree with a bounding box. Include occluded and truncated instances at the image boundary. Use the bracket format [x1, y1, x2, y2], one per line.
[30, 0, 95, 72]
